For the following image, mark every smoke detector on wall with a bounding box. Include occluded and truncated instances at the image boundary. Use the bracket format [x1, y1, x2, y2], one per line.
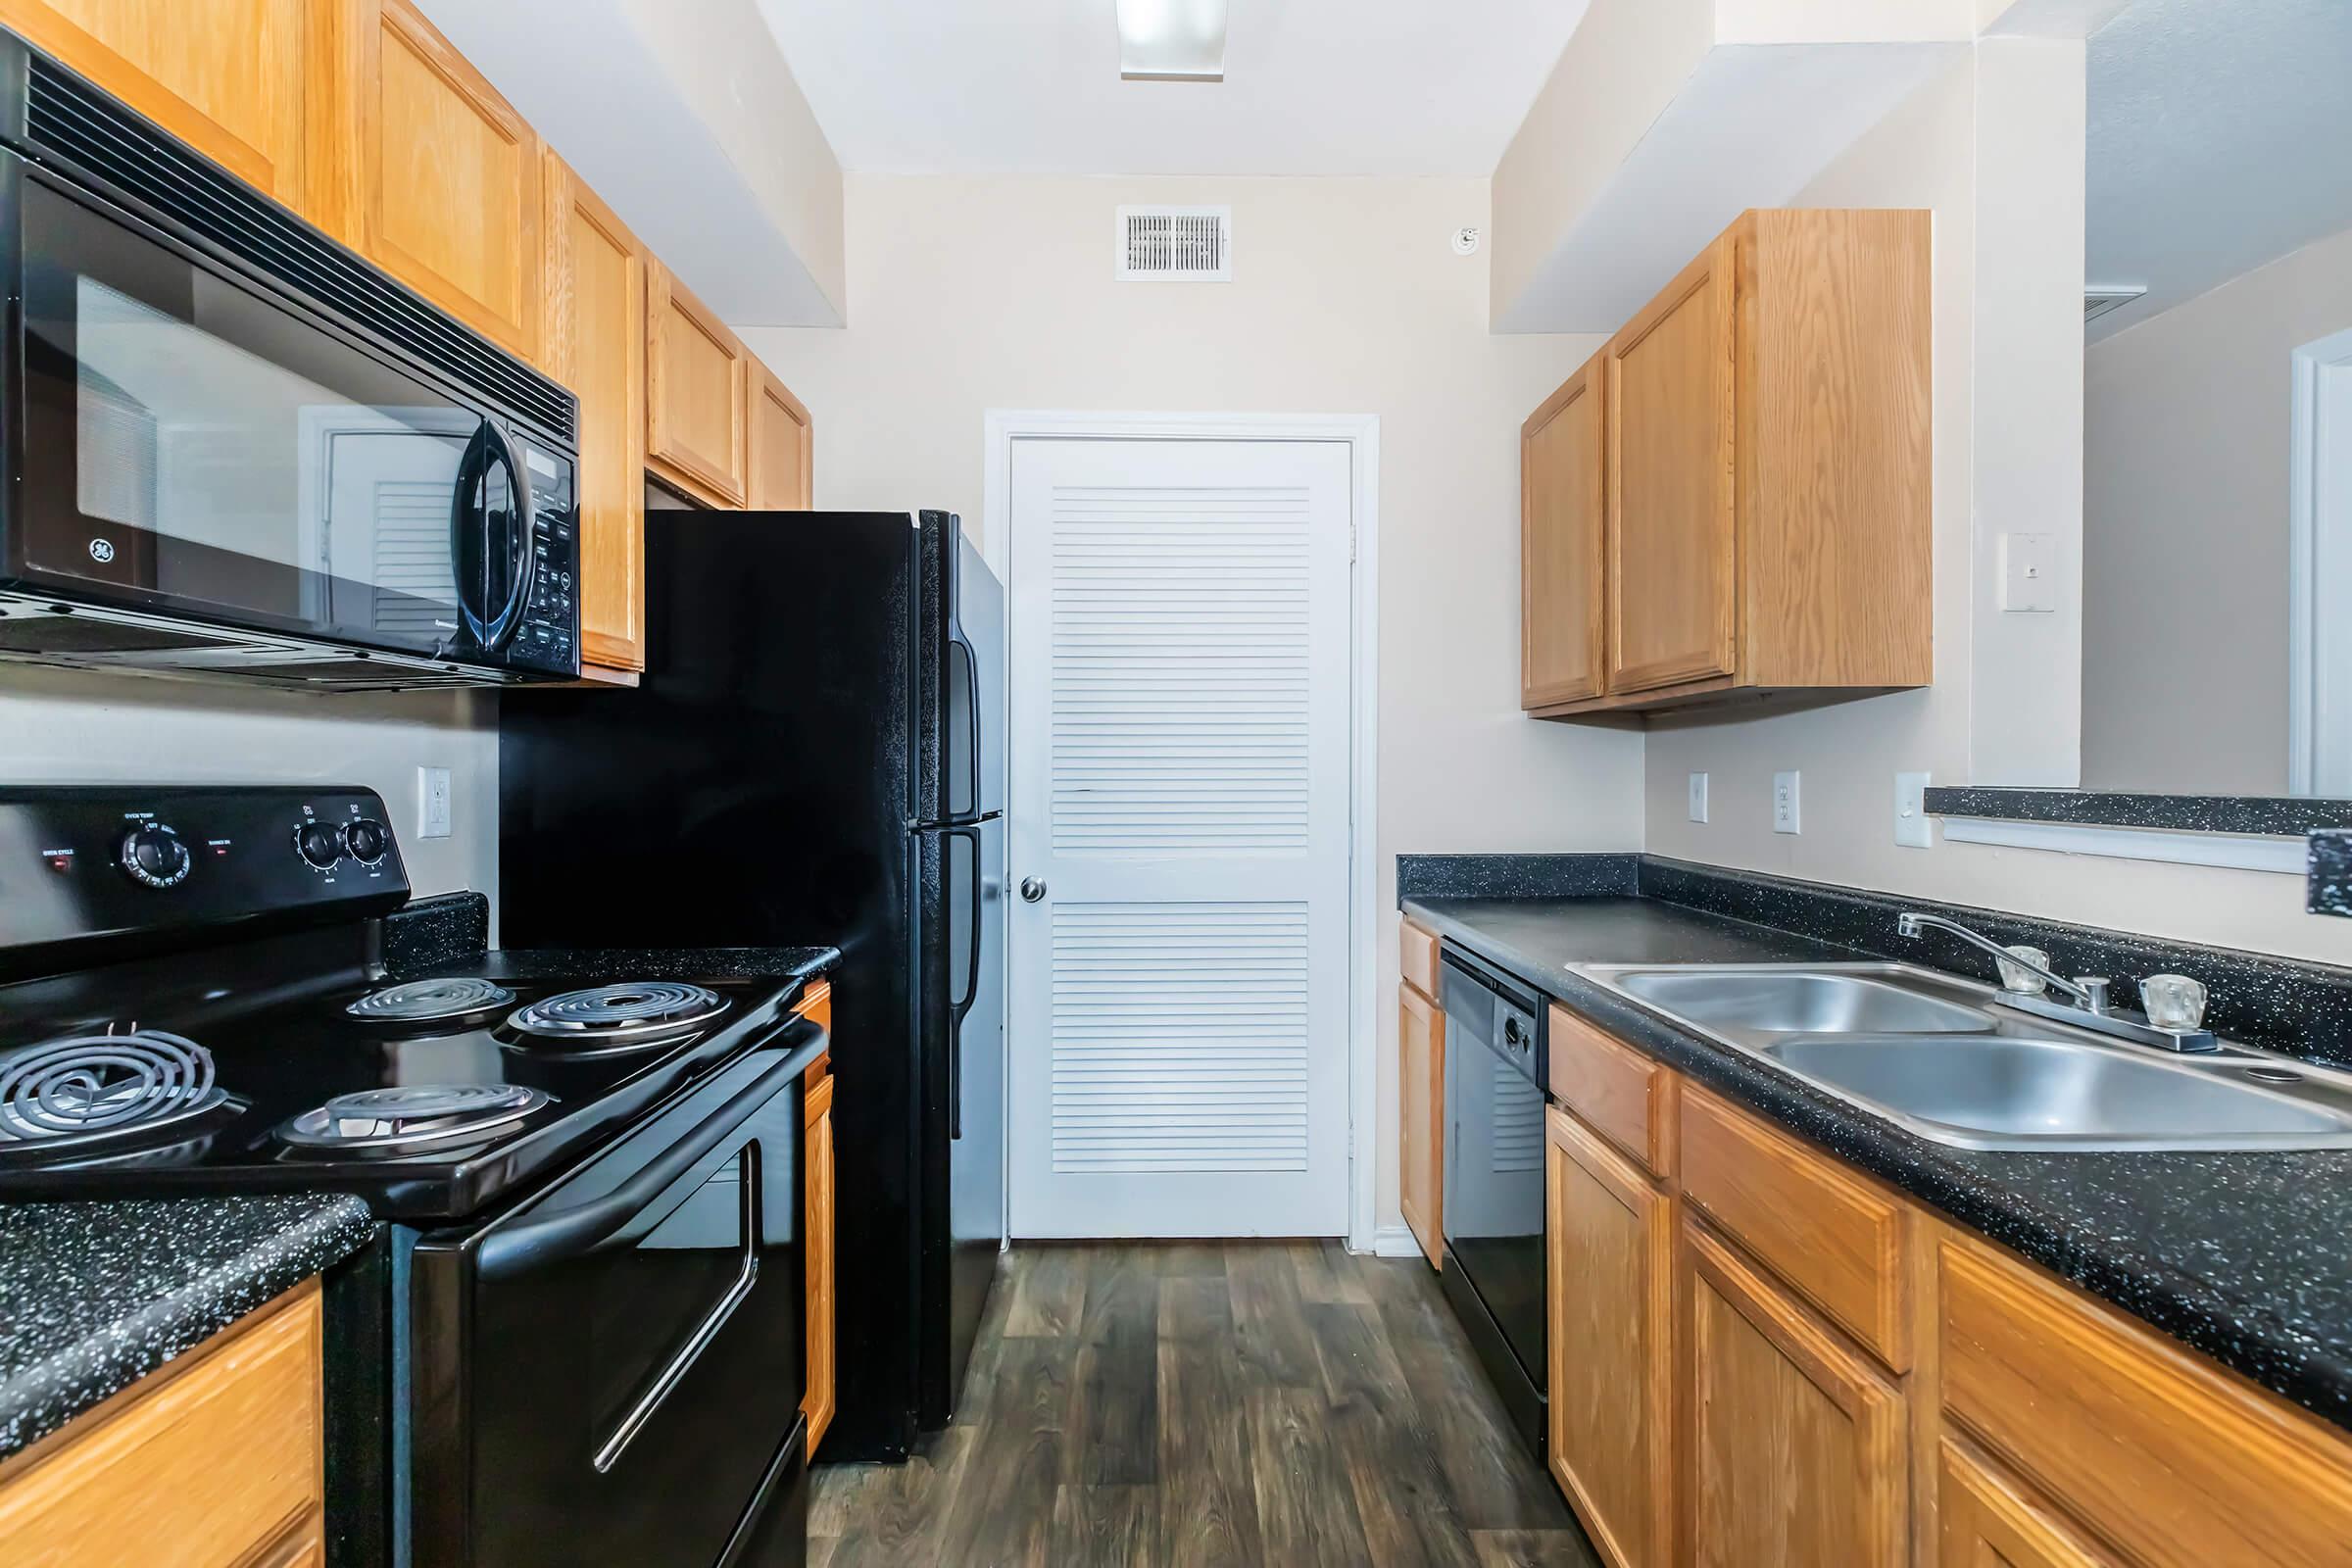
[1117, 206, 1232, 281]
[1452, 226, 1481, 256]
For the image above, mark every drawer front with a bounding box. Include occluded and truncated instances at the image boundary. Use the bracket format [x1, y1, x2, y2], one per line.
[1679, 1086, 1910, 1369]
[1548, 1004, 1670, 1175]
[0, 1283, 322, 1568]
[1940, 1233, 2352, 1568]
[1400, 918, 1442, 998]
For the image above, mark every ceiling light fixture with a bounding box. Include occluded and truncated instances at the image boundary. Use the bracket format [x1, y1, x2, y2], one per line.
[1116, 0, 1226, 82]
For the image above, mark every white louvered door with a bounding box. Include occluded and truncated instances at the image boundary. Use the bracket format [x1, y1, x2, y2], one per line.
[1007, 436, 1353, 1238]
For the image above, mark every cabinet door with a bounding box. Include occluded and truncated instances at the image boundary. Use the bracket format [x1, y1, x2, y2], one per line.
[326, 0, 543, 361]
[1522, 351, 1607, 709]
[1398, 981, 1445, 1268]
[1937, 1440, 2115, 1568]
[542, 153, 648, 672]
[803, 1072, 837, 1453]
[1685, 1219, 1906, 1568]
[1547, 1107, 1673, 1568]
[647, 260, 751, 507]
[0, 0, 307, 206]
[1605, 233, 1737, 695]
[749, 363, 813, 511]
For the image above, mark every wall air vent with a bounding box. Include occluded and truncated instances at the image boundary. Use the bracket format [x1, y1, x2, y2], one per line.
[1117, 206, 1232, 282]
[2084, 284, 2148, 326]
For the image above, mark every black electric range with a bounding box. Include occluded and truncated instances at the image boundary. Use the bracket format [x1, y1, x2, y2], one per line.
[0, 786, 822, 1567]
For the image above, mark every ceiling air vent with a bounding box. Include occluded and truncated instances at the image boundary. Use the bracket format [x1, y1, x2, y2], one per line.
[1117, 206, 1232, 282]
[2083, 284, 2148, 325]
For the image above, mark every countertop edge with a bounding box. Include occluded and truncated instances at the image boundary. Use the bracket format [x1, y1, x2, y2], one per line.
[1402, 896, 2352, 1433]
[0, 1194, 376, 1462]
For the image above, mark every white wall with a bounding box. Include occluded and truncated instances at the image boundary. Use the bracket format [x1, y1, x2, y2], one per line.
[1643, 40, 2346, 965]
[0, 669, 498, 907]
[2082, 221, 2352, 795]
[744, 173, 1649, 1240]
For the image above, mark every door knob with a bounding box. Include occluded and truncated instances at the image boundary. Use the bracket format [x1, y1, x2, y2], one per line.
[1019, 877, 1047, 903]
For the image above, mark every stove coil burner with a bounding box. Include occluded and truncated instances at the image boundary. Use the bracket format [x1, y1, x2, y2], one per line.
[276, 1083, 551, 1152]
[508, 982, 727, 1045]
[0, 1030, 231, 1152]
[347, 977, 516, 1023]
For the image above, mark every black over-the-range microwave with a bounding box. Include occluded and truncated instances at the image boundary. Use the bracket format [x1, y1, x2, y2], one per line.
[0, 27, 581, 690]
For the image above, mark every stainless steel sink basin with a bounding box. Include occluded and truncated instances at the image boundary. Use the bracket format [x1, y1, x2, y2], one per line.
[1756, 1034, 2352, 1151]
[1570, 962, 2352, 1152]
[1610, 968, 1995, 1035]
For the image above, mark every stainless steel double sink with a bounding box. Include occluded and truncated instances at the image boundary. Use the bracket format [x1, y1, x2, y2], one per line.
[1568, 963, 2352, 1152]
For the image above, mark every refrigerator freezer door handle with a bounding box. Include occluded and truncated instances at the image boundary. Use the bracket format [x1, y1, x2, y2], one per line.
[946, 824, 983, 1141]
[955, 635, 982, 822]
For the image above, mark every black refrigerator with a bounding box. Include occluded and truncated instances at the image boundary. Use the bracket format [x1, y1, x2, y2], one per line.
[499, 508, 1005, 1462]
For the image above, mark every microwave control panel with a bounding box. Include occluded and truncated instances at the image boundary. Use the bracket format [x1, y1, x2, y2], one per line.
[508, 432, 580, 677]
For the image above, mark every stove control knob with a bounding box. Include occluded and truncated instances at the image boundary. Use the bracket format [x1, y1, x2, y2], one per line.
[342, 816, 390, 867]
[295, 820, 345, 870]
[119, 823, 191, 888]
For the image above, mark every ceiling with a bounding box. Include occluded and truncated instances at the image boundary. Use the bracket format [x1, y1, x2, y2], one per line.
[754, 0, 1592, 176]
[2086, 0, 2352, 340]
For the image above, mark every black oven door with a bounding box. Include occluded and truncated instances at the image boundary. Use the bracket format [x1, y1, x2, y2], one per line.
[0, 155, 534, 663]
[411, 1030, 820, 1567]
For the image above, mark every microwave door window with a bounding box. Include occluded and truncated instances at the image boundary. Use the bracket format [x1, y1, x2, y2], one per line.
[17, 177, 479, 654]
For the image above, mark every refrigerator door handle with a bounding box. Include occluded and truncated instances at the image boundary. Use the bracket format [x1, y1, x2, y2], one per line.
[945, 823, 983, 1140]
[954, 634, 982, 822]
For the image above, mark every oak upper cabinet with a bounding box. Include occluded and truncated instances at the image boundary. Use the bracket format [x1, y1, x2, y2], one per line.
[310, 0, 544, 362]
[749, 362, 814, 511]
[647, 259, 752, 508]
[1546, 1105, 1673, 1568]
[1398, 918, 1445, 1268]
[0, 0, 309, 207]
[1684, 1218, 1907, 1568]
[1523, 208, 1932, 720]
[542, 152, 649, 673]
[1521, 350, 1608, 709]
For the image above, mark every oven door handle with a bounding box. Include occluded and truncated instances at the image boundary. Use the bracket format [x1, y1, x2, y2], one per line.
[472, 1021, 822, 1281]
[592, 1140, 761, 1475]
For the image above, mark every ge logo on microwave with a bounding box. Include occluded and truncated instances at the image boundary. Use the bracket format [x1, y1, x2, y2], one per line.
[86, 537, 116, 564]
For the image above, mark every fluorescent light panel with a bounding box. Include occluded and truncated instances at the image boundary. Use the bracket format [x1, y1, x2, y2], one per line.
[1116, 0, 1226, 81]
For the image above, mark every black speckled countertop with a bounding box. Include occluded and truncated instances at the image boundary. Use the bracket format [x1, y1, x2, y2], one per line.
[1405, 894, 2352, 1434]
[0, 1194, 375, 1459]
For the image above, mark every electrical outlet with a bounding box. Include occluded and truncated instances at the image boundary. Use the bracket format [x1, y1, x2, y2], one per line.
[1688, 772, 1710, 824]
[1773, 771, 1801, 834]
[418, 766, 453, 839]
[1894, 771, 1934, 849]
[2000, 532, 2057, 612]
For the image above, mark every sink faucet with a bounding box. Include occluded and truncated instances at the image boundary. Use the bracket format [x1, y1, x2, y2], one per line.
[1895, 909, 2219, 1052]
[1894, 912, 2108, 1011]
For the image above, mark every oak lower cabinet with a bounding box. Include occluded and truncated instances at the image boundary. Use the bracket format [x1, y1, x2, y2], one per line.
[310, 0, 545, 363]
[804, 1066, 837, 1453]
[0, 1280, 324, 1568]
[1522, 208, 1931, 721]
[1936, 1439, 2116, 1568]
[1398, 918, 1446, 1267]
[1684, 1218, 1907, 1567]
[0, 0, 310, 208]
[1546, 1105, 1674, 1568]
[542, 151, 650, 674]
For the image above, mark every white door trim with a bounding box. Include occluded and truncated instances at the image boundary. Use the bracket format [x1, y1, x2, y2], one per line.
[984, 410, 1381, 1251]
[2289, 326, 2352, 796]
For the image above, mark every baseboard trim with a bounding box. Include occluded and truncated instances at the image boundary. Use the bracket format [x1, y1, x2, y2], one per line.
[1371, 1224, 1424, 1259]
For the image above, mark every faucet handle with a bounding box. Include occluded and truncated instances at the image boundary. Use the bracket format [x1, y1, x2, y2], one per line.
[2076, 977, 2111, 1014]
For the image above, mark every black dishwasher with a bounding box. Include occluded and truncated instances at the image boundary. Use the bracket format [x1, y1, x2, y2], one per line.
[1439, 944, 1549, 1456]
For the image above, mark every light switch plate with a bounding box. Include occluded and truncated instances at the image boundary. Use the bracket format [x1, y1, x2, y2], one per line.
[1688, 772, 1710, 824]
[2000, 532, 2057, 612]
[418, 766, 453, 839]
[1773, 771, 1801, 835]
[1894, 771, 1933, 848]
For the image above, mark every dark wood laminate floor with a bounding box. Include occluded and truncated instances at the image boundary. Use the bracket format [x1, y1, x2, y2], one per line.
[809, 1242, 1599, 1567]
